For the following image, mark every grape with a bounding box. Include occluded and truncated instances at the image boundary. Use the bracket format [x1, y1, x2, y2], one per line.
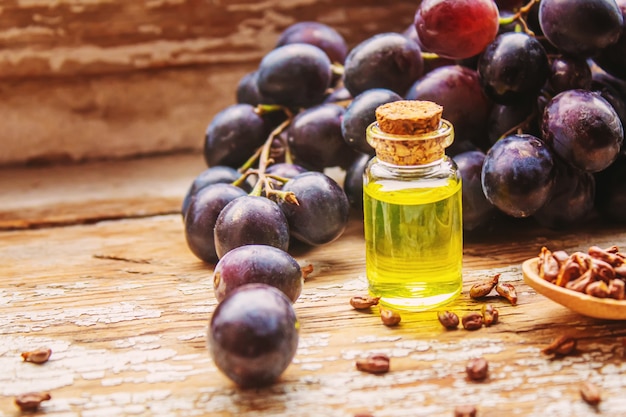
[453, 151, 497, 231]
[487, 100, 537, 145]
[539, 0, 623, 58]
[533, 158, 596, 229]
[343, 153, 372, 212]
[591, 77, 626, 127]
[341, 88, 402, 155]
[495, 0, 525, 11]
[278, 172, 350, 246]
[594, 0, 626, 80]
[541, 89, 624, 173]
[213, 245, 303, 303]
[402, 24, 455, 73]
[405, 65, 493, 151]
[266, 162, 308, 180]
[208, 283, 299, 388]
[203, 104, 269, 168]
[181, 166, 249, 220]
[265, 162, 308, 192]
[548, 56, 592, 94]
[257, 43, 332, 109]
[343, 33, 423, 97]
[286, 103, 357, 170]
[214, 195, 290, 259]
[414, 0, 500, 60]
[477, 32, 549, 105]
[595, 155, 626, 222]
[481, 134, 556, 218]
[184, 184, 248, 264]
[323, 86, 352, 104]
[236, 71, 263, 106]
[276, 21, 348, 64]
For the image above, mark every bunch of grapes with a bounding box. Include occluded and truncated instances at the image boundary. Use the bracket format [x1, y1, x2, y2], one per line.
[413, 0, 626, 231]
[192, 0, 626, 389]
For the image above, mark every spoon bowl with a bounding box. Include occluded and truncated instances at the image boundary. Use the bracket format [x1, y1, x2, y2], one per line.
[522, 257, 626, 320]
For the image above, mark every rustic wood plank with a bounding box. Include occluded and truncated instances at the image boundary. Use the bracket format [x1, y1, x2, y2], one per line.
[1, 0, 418, 166]
[0, 153, 205, 229]
[1, 210, 626, 415]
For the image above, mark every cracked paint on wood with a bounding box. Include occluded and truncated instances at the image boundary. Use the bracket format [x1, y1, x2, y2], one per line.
[1, 204, 626, 416]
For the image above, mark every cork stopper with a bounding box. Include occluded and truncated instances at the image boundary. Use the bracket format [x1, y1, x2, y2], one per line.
[367, 100, 453, 166]
[376, 100, 443, 135]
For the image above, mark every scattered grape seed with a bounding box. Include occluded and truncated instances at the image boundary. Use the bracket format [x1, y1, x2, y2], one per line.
[355, 353, 390, 374]
[469, 274, 500, 299]
[541, 335, 577, 356]
[380, 308, 401, 326]
[462, 312, 483, 331]
[21, 348, 51, 364]
[350, 295, 380, 310]
[465, 357, 489, 381]
[14, 392, 51, 412]
[437, 311, 460, 329]
[580, 381, 602, 406]
[454, 404, 478, 417]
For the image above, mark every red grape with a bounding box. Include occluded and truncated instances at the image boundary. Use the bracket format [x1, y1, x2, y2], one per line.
[414, 0, 500, 60]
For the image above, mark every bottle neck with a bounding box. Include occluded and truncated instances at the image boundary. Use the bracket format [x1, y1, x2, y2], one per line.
[374, 155, 446, 171]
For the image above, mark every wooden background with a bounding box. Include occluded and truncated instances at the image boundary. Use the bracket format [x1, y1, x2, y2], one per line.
[1, 0, 417, 166]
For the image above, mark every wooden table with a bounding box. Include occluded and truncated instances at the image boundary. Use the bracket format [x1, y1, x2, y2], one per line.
[1, 154, 625, 417]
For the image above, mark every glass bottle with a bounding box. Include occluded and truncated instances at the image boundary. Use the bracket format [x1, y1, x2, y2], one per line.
[362, 100, 462, 311]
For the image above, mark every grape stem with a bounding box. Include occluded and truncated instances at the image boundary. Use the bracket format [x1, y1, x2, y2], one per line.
[248, 107, 299, 205]
[498, 0, 538, 36]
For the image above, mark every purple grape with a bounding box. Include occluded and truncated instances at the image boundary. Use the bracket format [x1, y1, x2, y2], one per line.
[548, 56, 592, 94]
[453, 151, 497, 231]
[341, 88, 402, 155]
[343, 33, 423, 97]
[591, 77, 626, 127]
[204, 104, 269, 168]
[541, 89, 624, 173]
[533, 158, 596, 229]
[275, 21, 348, 64]
[214, 195, 290, 259]
[257, 43, 332, 109]
[405, 65, 493, 150]
[236, 71, 263, 106]
[181, 166, 250, 220]
[208, 283, 299, 388]
[477, 32, 549, 105]
[539, 0, 623, 57]
[595, 155, 626, 222]
[212, 245, 303, 303]
[323, 86, 352, 104]
[481, 134, 556, 218]
[278, 172, 350, 246]
[594, 0, 626, 80]
[343, 153, 372, 212]
[266, 162, 308, 180]
[184, 184, 248, 264]
[286, 103, 358, 170]
[487, 100, 537, 145]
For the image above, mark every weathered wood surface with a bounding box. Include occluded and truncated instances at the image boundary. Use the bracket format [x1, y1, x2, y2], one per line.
[0, 0, 417, 166]
[1, 155, 626, 416]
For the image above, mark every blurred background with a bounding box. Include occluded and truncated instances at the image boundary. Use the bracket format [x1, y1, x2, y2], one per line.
[0, 0, 417, 167]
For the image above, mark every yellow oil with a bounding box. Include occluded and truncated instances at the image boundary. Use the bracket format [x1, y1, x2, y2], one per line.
[363, 178, 462, 311]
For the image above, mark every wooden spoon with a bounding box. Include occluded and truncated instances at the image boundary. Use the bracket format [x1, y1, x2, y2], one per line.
[522, 257, 626, 320]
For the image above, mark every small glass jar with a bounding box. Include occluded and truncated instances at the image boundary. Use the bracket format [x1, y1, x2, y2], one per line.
[362, 117, 463, 311]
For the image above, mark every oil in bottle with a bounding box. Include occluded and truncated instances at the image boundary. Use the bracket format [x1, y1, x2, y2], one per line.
[362, 100, 462, 311]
